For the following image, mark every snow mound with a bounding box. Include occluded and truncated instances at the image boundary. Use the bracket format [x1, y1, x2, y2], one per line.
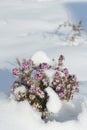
[13, 85, 27, 100]
[31, 51, 51, 65]
[14, 85, 27, 94]
[0, 86, 87, 130]
[46, 87, 62, 113]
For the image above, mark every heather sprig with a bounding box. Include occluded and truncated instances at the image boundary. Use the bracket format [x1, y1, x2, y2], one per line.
[11, 55, 79, 119]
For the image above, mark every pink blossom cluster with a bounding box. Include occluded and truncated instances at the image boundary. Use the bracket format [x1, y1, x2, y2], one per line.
[28, 85, 45, 99]
[52, 68, 79, 101]
[36, 88, 45, 98]
[40, 63, 50, 69]
[22, 59, 35, 71]
[35, 71, 44, 81]
[13, 68, 22, 78]
[12, 59, 35, 78]
[11, 59, 49, 113]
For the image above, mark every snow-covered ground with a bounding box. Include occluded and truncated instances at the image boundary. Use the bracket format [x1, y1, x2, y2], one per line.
[0, 0, 87, 130]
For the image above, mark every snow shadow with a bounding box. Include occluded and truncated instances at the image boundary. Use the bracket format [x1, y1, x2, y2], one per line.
[45, 81, 87, 122]
[45, 97, 82, 122]
[0, 69, 14, 94]
[66, 2, 87, 29]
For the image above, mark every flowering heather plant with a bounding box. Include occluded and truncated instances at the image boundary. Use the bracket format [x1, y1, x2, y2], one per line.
[11, 59, 49, 117]
[52, 72, 79, 101]
[11, 55, 79, 119]
[52, 55, 79, 101]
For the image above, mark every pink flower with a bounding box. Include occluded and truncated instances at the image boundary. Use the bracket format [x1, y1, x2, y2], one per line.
[72, 75, 77, 81]
[35, 71, 44, 81]
[62, 68, 69, 76]
[52, 81, 57, 85]
[56, 86, 61, 91]
[22, 59, 34, 70]
[27, 59, 35, 68]
[13, 68, 22, 77]
[71, 89, 76, 94]
[12, 81, 19, 88]
[22, 61, 29, 70]
[59, 92, 65, 98]
[55, 71, 60, 79]
[63, 89, 67, 94]
[67, 84, 71, 89]
[58, 83, 62, 87]
[42, 78, 48, 86]
[62, 77, 67, 83]
[29, 85, 36, 93]
[40, 63, 49, 69]
[23, 77, 33, 85]
[36, 89, 45, 98]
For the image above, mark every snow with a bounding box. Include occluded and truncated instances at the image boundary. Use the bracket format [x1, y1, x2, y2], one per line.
[0, 0, 87, 130]
[31, 51, 51, 65]
[14, 86, 27, 94]
[45, 69, 56, 84]
[0, 87, 87, 130]
[46, 87, 62, 113]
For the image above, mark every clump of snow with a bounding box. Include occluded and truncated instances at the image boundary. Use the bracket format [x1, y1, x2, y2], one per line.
[31, 51, 51, 65]
[14, 85, 27, 94]
[13, 85, 27, 100]
[46, 87, 62, 113]
[45, 69, 56, 85]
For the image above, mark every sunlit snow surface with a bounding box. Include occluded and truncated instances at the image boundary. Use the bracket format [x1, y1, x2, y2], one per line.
[0, 0, 87, 130]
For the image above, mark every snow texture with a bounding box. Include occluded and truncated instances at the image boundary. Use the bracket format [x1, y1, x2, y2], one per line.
[31, 51, 51, 65]
[0, 0, 87, 130]
[46, 87, 62, 113]
[14, 85, 27, 94]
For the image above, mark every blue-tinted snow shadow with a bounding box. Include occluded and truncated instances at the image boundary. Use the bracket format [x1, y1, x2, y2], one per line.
[45, 81, 87, 122]
[0, 69, 14, 94]
[66, 2, 87, 29]
[45, 97, 82, 122]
